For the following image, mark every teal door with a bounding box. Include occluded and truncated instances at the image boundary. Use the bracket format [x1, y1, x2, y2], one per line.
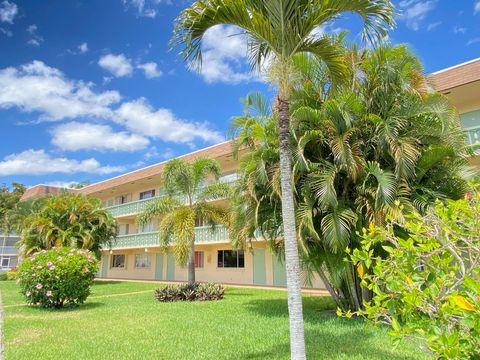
[166, 253, 175, 281]
[100, 255, 109, 278]
[272, 255, 287, 287]
[154, 254, 163, 280]
[252, 249, 266, 285]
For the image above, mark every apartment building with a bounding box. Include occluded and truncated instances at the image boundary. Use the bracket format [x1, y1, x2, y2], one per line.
[20, 57, 480, 289]
[0, 233, 19, 272]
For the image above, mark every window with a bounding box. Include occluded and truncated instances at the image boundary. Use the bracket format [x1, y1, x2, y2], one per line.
[1, 257, 10, 268]
[139, 189, 155, 200]
[111, 254, 126, 269]
[139, 221, 155, 233]
[106, 199, 114, 207]
[115, 193, 132, 205]
[135, 254, 151, 268]
[117, 224, 129, 235]
[217, 250, 244, 268]
[194, 251, 204, 268]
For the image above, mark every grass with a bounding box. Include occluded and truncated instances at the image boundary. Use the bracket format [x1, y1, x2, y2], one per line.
[0, 280, 432, 360]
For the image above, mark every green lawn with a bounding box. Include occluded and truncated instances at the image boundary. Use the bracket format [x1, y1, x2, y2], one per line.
[1, 281, 431, 360]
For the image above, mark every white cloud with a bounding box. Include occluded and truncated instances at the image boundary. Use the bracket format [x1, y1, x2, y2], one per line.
[0, 60, 120, 121]
[137, 62, 162, 79]
[0, 149, 124, 176]
[98, 53, 133, 77]
[43, 181, 80, 189]
[475, 1, 480, 14]
[122, 0, 170, 18]
[466, 37, 480, 46]
[0, 1, 17, 23]
[26, 24, 44, 46]
[399, 1, 436, 31]
[115, 98, 223, 144]
[78, 42, 88, 54]
[453, 26, 467, 34]
[51, 122, 150, 152]
[427, 21, 441, 31]
[0, 26, 12, 36]
[198, 25, 258, 84]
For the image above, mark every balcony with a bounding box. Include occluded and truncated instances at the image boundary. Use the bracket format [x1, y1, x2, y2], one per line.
[106, 174, 237, 217]
[110, 225, 229, 249]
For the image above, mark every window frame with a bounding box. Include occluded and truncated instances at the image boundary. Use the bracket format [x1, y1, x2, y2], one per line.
[194, 251, 204, 269]
[111, 254, 126, 269]
[134, 254, 151, 269]
[217, 250, 245, 269]
[139, 189, 155, 200]
[1, 257, 10, 268]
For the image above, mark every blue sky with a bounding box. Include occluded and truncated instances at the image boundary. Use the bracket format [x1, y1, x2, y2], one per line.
[0, 0, 479, 188]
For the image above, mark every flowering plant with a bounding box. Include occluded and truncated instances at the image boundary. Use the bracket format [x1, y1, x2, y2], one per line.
[17, 247, 99, 308]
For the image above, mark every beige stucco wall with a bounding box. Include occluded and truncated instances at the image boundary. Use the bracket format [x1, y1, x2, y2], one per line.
[101, 241, 325, 289]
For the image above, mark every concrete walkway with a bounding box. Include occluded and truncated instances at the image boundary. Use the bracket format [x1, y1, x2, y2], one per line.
[95, 277, 330, 297]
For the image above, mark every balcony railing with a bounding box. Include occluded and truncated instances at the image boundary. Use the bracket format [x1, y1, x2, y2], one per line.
[106, 174, 237, 217]
[111, 225, 229, 249]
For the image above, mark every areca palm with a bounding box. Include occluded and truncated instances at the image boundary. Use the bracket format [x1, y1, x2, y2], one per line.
[173, 2, 394, 357]
[231, 45, 471, 313]
[19, 193, 117, 258]
[137, 158, 230, 285]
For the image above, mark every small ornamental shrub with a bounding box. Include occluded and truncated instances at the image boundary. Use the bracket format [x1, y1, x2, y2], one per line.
[6, 270, 17, 280]
[348, 195, 480, 359]
[154, 283, 224, 302]
[18, 247, 99, 309]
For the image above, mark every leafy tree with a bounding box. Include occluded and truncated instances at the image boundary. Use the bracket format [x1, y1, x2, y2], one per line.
[173, 2, 394, 357]
[19, 193, 117, 258]
[0, 182, 26, 233]
[350, 191, 480, 359]
[230, 45, 471, 312]
[137, 158, 230, 285]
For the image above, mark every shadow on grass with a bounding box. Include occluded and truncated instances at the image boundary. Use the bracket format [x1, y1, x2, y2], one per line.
[24, 301, 105, 313]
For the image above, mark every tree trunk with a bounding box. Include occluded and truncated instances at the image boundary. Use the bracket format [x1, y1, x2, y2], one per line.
[187, 237, 195, 285]
[277, 96, 307, 360]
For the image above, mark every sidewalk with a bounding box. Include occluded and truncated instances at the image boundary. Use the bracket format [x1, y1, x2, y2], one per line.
[95, 277, 330, 296]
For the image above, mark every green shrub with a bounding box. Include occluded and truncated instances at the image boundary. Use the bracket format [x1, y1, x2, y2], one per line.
[18, 247, 99, 309]
[154, 283, 224, 302]
[0, 273, 7, 281]
[349, 195, 480, 359]
[6, 270, 17, 280]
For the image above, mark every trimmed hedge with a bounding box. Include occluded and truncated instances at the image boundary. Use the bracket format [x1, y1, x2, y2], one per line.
[154, 283, 224, 302]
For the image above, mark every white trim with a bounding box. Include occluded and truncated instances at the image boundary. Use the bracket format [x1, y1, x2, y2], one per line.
[431, 57, 480, 75]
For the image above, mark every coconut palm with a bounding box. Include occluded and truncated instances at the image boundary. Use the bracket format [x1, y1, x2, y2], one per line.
[137, 158, 230, 285]
[173, 2, 394, 357]
[231, 45, 471, 312]
[19, 193, 117, 258]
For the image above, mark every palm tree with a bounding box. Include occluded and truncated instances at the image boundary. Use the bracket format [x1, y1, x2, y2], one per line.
[172, 1, 394, 357]
[137, 158, 230, 285]
[230, 45, 471, 312]
[20, 193, 117, 258]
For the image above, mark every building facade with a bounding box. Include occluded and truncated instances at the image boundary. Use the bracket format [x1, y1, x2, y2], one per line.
[0, 234, 19, 272]
[20, 58, 480, 289]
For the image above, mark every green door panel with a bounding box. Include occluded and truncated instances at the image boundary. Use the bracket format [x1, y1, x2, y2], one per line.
[166, 252, 175, 281]
[272, 255, 287, 287]
[252, 249, 266, 285]
[154, 254, 163, 280]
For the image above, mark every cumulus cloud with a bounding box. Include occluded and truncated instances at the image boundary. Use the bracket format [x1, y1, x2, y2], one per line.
[51, 122, 150, 152]
[122, 0, 170, 18]
[399, 0, 436, 31]
[475, 1, 480, 14]
[0, 1, 17, 23]
[197, 25, 259, 84]
[115, 98, 223, 144]
[137, 62, 162, 79]
[26, 24, 44, 46]
[0, 60, 120, 120]
[78, 42, 88, 54]
[426, 21, 441, 31]
[0, 149, 124, 176]
[98, 53, 133, 77]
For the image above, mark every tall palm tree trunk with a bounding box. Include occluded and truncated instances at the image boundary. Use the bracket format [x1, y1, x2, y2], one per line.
[277, 97, 306, 360]
[187, 237, 196, 285]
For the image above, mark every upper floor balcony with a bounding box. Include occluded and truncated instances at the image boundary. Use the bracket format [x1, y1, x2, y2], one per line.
[106, 173, 238, 218]
[110, 225, 229, 249]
